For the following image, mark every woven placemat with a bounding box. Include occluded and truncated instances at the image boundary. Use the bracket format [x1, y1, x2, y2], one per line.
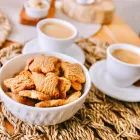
[0, 38, 140, 140]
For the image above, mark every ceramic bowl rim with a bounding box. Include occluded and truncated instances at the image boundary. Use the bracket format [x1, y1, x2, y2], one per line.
[0, 52, 91, 111]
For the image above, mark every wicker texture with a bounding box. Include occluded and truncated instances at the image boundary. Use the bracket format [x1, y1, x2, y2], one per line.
[0, 38, 140, 140]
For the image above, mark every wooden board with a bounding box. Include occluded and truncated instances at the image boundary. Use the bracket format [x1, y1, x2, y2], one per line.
[20, 0, 56, 26]
[63, 0, 115, 24]
[93, 15, 140, 46]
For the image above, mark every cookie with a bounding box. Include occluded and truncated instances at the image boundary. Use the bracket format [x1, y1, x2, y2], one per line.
[61, 62, 86, 83]
[35, 99, 65, 108]
[71, 82, 82, 91]
[65, 91, 81, 104]
[61, 62, 70, 70]
[54, 62, 61, 76]
[29, 54, 60, 73]
[4, 71, 35, 94]
[4, 78, 13, 89]
[24, 57, 34, 71]
[18, 70, 32, 78]
[31, 72, 59, 98]
[19, 90, 51, 100]
[58, 77, 71, 99]
[13, 72, 20, 78]
[5, 92, 35, 106]
[54, 88, 60, 99]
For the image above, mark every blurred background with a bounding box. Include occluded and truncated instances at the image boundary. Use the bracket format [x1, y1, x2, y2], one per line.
[113, 0, 140, 35]
[59, 0, 140, 35]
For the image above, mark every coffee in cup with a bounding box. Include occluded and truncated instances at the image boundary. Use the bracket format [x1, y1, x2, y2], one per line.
[112, 49, 140, 65]
[106, 44, 140, 88]
[37, 18, 78, 53]
[41, 22, 74, 39]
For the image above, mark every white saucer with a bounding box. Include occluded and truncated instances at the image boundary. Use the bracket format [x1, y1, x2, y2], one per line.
[22, 38, 85, 64]
[89, 60, 140, 102]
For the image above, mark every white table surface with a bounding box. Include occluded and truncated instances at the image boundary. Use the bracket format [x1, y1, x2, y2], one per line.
[0, 0, 101, 43]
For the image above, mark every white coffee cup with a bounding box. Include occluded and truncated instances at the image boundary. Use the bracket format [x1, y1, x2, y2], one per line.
[24, 1, 50, 18]
[37, 18, 78, 53]
[106, 44, 140, 88]
[76, 0, 95, 4]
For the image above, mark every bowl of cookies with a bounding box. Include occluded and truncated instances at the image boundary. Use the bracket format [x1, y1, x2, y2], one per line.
[0, 52, 91, 125]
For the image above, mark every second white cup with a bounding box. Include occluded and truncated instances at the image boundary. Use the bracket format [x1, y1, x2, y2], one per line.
[106, 44, 140, 88]
[37, 18, 78, 53]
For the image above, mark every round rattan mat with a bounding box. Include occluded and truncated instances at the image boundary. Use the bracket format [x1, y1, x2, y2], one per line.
[0, 38, 140, 140]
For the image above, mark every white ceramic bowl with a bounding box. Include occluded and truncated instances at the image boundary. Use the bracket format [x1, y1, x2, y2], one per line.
[0, 52, 91, 125]
[24, 1, 50, 18]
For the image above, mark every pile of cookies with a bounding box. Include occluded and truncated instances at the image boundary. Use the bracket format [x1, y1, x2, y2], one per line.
[4, 54, 86, 108]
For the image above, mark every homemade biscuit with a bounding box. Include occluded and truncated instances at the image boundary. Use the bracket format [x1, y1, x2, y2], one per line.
[13, 72, 20, 78]
[19, 70, 32, 78]
[4, 71, 35, 94]
[58, 77, 71, 99]
[61, 62, 70, 70]
[54, 62, 61, 76]
[19, 90, 51, 100]
[65, 91, 81, 104]
[32, 72, 59, 98]
[4, 78, 13, 89]
[13, 70, 31, 78]
[35, 99, 65, 107]
[29, 54, 60, 73]
[71, 82, 82, 91]
[54, 88, 60, 99]
[5, 92, 35, 106]
[25, 57, 34, 71]
[61, 62, 86, 83]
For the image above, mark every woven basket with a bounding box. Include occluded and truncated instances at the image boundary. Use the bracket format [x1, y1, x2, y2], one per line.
[0, 38, 140, 140]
